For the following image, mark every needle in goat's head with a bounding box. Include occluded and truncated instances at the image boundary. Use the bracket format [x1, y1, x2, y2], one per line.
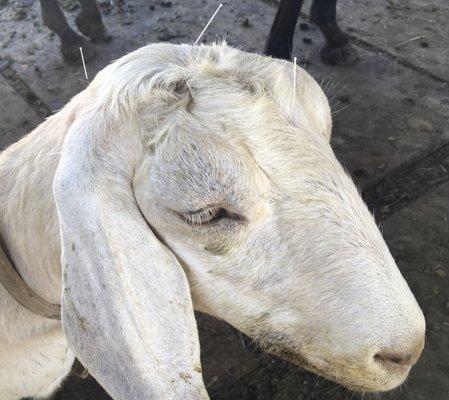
[195, 3, 223, 45]
[79, 47, 88, 80]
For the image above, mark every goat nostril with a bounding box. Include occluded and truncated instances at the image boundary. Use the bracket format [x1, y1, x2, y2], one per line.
[374, 351, 410, 367]
[375, 335, 425, 368]
[390, 357, 405, 364]
[375, 347, 422, 368]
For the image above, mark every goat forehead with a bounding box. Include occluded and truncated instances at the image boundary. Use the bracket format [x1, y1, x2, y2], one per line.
[150, 131, 265, 206]
[149, 102, 337, 178]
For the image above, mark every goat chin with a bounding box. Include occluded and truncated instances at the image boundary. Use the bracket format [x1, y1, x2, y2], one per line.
[0, 42, 424, 399]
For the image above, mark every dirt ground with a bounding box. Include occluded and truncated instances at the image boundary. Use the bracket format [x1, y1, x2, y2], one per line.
[0, 0, 448, 399]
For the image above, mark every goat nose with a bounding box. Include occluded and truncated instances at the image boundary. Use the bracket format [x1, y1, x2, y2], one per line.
[374, 337, 425, 368]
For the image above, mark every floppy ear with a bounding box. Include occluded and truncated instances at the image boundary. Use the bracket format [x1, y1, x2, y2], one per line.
[53, 106, 208, 399]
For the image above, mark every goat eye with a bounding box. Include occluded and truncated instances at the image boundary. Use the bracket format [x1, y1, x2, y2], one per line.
[180, 206, 243, 226]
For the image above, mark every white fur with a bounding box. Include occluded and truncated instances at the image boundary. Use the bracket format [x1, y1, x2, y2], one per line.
[0, 43, 425, 399]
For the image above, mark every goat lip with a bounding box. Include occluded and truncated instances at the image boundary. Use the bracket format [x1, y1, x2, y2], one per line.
[270, 349, 410, 392]
[256, 340, 410, 392]
[258, 343, 312, 370]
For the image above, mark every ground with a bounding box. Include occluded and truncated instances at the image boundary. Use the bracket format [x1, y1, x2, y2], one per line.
[0, 0, 448, 399]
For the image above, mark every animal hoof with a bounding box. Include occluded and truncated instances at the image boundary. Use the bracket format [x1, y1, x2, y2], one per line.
[75, 14, 108, 43]
[264, 38, 291, 60]
[100, 33, 112, 43]
[61, 37, 95, 65]
[320, 43, 359, 66]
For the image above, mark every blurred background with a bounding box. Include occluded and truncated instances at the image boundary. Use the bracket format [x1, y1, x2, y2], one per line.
[0, 0, 448, 399]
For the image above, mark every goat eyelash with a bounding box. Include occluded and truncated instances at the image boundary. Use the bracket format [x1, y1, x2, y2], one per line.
[179, 206, 244, 226]
[181, 206, 227, 226]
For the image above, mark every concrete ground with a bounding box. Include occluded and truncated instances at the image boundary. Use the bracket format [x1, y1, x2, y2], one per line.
[0, 0, 448, 399]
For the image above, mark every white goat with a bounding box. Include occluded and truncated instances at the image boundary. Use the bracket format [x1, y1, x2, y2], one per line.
[0, 42, 425, 400]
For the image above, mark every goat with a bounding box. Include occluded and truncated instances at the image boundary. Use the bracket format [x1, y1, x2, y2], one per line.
[0, 42, 424, 400]
[265, 0, 358, 64]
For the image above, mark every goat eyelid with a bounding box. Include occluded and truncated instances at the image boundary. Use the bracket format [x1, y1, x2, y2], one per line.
[177, 206, 245, 226]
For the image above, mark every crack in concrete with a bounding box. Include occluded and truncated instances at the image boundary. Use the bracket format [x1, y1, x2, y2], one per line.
[347, 34, 449, 85]
[0, 64, 52, 119]
[363, 142, 449, 220]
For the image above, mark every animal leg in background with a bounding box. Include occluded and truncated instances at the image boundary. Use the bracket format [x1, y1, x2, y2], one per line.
[39, 0, 95, 64]
[265, 0, 304, 60]
[310, 0, 358, 65]
[76, 0, 111, 43]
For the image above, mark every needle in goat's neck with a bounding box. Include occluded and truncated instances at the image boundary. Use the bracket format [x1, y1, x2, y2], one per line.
[293, 57, 297, 102]
[195, 3, 223, 45]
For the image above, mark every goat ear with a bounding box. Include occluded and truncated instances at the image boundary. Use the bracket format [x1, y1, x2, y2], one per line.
[53, 111, 208, 399]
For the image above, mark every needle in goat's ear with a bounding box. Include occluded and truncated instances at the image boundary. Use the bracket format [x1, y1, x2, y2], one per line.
[293, 56, 297, 102]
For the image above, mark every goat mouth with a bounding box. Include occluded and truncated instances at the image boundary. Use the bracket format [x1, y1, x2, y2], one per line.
[259, 341, 402, 393]
[258, 340, 313, 371]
